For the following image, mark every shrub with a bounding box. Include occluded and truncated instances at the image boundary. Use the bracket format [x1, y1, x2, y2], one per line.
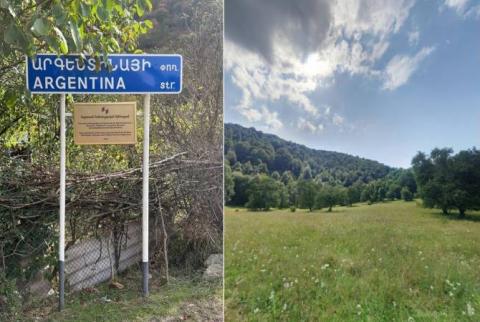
[0, 274, 22, 320]
[401, 187, 414, 202]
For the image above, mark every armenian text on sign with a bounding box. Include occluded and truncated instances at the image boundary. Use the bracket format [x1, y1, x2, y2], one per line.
[26, 54, 182, 94]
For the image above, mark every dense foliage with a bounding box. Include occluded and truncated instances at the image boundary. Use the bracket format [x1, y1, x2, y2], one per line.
[413, 148, 480, 217]
[0, 0, 154, 146]
[225, 123, 391, 185]
[225, 123, 417, 211]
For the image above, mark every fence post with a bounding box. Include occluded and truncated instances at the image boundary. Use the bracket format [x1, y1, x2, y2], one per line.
[59, 93, 66, 311]
[142, 94, 151, 297]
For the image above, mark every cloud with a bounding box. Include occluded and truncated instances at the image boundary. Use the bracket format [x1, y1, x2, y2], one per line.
[332, 114, 345, 126]
[444, 0, 470, 14]
[443, 0, 480, 18]
[408, 30, 420, 46]
[297, 117, 324, 133]
[382, 46, 435, 91]
[225, 0, 426, 131]
[260, 106, 283, 130]
[239, 105, 283, 130]
[225, 0, 331, 62]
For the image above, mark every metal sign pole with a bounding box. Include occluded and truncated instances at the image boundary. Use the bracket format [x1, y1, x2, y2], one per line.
[142, 94, 151, 297]
[59, 93, 66, 311]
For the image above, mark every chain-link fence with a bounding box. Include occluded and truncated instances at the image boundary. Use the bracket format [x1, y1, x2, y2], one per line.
[64, 219, 142, 292]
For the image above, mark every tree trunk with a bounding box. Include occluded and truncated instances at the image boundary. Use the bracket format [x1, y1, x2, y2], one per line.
[328, 206, 332, 212]
[442, 207, 448, 215]
[459, 208, 466, 218]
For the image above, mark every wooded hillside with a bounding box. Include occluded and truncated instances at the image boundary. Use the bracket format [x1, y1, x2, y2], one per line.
[225, 123, 392, 185]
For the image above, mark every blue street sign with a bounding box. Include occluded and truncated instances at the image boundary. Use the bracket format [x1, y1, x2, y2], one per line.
[26, 54, 182, 94]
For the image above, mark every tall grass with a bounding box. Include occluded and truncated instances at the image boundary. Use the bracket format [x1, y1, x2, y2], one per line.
[225, 201, 480, 321]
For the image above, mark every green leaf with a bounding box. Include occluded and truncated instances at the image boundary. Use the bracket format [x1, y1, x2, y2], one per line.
[31, 18, 50, 36]
[144, 20, 153, 29]
[53, 27, 68, 54]
[69, 22, 83, 51]
[80, 3, 91, 17]
[5, 91, 17, 108]
[135, 4, 144, 17]
[45, 35, 60, 52]
[4, 23, 21, 45]
[52, 3, 67, 25]
[139, 0, 152, 12]
[104, 0, 114, 11]
[96, 3, 110, 21]
[110, 38, 119, 51]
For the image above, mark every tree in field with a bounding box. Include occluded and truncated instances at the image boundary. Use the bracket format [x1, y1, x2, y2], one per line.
[360, 188, 370, 203]
[297, 180, 317, 211]
[412, 148, 480, 217]
[246, 175, 281, 211]
[287, 180, 298, 206]
[224, 163, 235, 203]
[338, 187, 349, 206]
[413, 149, 454, 214]
[386, 183, 402, 200]
[450, 149, 480, 216]
[361, 182, 376, 204]
[398, 170, 417, 194]
[278, 183, 290, 209]
[401, 187, 413, 201]
[229, 172, 251, 206]
[317, 186, 340, 212]
[376, 184, 387, 202]
[347, 182, 364, 205]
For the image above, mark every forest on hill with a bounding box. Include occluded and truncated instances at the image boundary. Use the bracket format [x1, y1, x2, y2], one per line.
[225, 123, 391, 186]
[225, 124, 480, 217]
[224, 123, 417, 211]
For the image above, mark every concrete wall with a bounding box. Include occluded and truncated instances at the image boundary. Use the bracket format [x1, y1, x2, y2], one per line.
[65, 221, 142, 291]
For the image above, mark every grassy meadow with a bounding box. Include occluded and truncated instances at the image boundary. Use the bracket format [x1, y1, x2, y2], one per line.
[225, 201, 480, 321]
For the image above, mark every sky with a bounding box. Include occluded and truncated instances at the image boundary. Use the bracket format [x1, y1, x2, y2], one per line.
[224, 0, 480, 168]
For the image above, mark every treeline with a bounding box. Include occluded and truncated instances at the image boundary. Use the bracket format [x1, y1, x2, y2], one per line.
[224, 124, 419, 211]
[225, 123, 391, 186]
[225, 125, 480, 217]
[225, 164, 416, 211]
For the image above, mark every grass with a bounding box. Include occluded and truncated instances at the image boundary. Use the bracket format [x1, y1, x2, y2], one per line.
[225, 201, 480, 321]
[20, 268, 223, 322]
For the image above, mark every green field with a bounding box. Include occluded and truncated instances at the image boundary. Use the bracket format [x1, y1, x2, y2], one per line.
[225, 201, 480, 321]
